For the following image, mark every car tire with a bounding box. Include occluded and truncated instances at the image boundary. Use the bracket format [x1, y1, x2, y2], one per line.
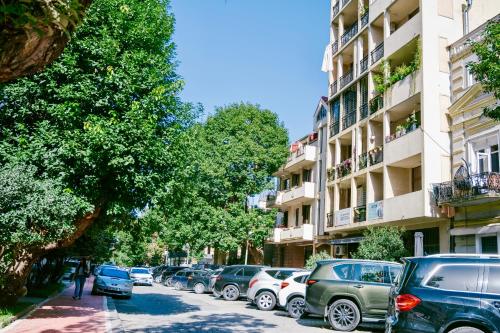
[174, 282, 182, 290]
[222, 285, 239, 301]
[194, 283, 205, 294]
[165, 277, 173, 287]
[448, 328, 485, 333]
[256, 291, 276, 311]
[327, 299, 361, 332]
[287, 296, 305, 318]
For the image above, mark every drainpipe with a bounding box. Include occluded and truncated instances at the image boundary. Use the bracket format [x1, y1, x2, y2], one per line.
[462, 0, 473, 35]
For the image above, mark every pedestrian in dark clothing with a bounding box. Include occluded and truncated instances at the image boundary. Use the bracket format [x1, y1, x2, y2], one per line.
[73, 258, 89, 300]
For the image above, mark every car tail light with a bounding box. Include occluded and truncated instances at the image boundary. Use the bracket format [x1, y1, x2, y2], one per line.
[188, 276, 193, 280]
[281, 281, 289, 289]
[396, 294, 421, 312]
[249, 279, 258, 289]
[306, 279, 318, 285]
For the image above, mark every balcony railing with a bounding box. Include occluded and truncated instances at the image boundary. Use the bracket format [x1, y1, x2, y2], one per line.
[336, 159, 352, 179]
[359, 55, 368, 74]
[327, 213, 334, 227]
[330, 120, 340, 137]
[358, 152, 368, 170]
[341, 21, 358, 46]
[370, 42, 384, 64]
[339, 69, 353, 89]
[433, 172, 500, 205]
[342, 111, 356, 130]
[361, 12, 369, 28]
[368, 146, 383, 165]
[332, 2, 340, 17]
[330, 80, 338, 96]
[369, 94, 383, 114]
[353, 205, 366, 222]
[332, 41, 339, 54]
[342, 0, 351, 7]
[385, 124, 419, 143]
[360, 102, 368, 120]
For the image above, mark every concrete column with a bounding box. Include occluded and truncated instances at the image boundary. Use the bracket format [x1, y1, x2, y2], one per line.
[383, 165, 391, 199]
[353, 41, 358, 78]
[351, 177, 357, 208]
[334, 184, 340, 211]
[335, 138, 341, 166]
[337, 54, 343, 83]
[366, 172, 374, 204]
[383, 10, 391, 39]
[358, 37, 364, 71]
[351, 128, 357, 169]
[383, 111, 391, 142]
[339, 14, 345, 40]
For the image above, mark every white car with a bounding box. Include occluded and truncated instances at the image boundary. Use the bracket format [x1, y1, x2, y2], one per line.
[247, 268, 303, 311]
[278, 271, 310, 318]
[129, 267, 153, 286]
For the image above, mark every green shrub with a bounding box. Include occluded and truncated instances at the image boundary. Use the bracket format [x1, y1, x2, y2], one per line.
[305, 251, 333, 270]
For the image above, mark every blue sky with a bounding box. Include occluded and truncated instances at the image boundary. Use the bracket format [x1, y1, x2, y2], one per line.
[170, 0, 330, 141]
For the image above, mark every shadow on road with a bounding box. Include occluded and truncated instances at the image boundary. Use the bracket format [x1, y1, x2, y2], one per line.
[112, 292, 201, 316]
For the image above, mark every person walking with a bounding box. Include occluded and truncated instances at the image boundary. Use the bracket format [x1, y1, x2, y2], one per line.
[72, 258, 89, 300]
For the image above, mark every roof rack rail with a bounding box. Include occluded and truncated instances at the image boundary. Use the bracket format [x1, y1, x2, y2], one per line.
[427, 253, 500, 259]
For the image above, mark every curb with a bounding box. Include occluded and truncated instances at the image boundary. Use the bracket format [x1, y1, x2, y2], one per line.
[104, 296, 125, 333]
[0, 282, 71, 331]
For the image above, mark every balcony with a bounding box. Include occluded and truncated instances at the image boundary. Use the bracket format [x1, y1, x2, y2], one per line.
[385, 70, 421, 109]
[353, 205, 366, 222]
[433, 172, 500, 207]
[285, 145, 317, 171]
[384, 190, 424, 222]
[341, 21, 358, 46]
[360, 102, 368, 120]
[335, 207, 352, 227]
[330, 80, 338, 96]
[384, 128, 422, 166]
[332, 41, 339, 55]
[385, 12, 421, 58]
[368, 146, 383, 166]
[330, 120, 340, 137]
[280, 182, 315, 206]
[272, 224, 314, 243]
[327, 213, 334, 228]
[332, 2, 340, 17]
[358, 152, 368, 170]
[342, 0, 351, 7]
[369, 94, 383, 114]
[359, 55, 368, 74]
[336, 159, 352, 179]
[265, 192, 280, 209]
[342, 111, 356, 130]
[371, 42, 384, 64]
[361, 12, 369, 28]
[339, 69, 354, 89]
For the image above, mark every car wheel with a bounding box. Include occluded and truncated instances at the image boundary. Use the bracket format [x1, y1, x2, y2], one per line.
[154, 276, 161, 283]
[222, 285, 239, 301]
[165, 277, 173, 287]
[287, 296, 305, 318]
[327, 299, 360, 332]
[174, 282, 182, 290]
[194, 283, 205, 294]
[256, 291, 276, 311]
[448, 328, 485, 333]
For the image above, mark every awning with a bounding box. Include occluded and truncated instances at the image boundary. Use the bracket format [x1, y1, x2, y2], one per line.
[330, 237, 364, 245]
[450, 223, 500, 236]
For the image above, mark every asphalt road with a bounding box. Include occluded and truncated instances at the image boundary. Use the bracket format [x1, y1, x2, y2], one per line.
[109, 283, 381, 333]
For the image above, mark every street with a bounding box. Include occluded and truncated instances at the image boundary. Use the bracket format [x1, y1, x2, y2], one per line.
[110, 284, 381, 333]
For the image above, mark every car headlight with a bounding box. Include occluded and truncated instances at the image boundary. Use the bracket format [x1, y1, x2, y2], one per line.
[96, 277, 106, 286]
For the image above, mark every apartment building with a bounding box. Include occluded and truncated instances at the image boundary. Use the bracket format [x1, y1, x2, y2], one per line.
[264, 98, 330, 267]
[319, 0, 500, 256]
[433, 15, 500, 255]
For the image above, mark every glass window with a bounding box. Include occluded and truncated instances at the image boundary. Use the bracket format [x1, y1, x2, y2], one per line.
[265, 270, 278, 278]
[454, 235, 476, 254]
[100, 268, 129, 279]
[332, 264, 352, 280]
[131, 268, 149, 274]
[243, 268, 259, 277]
[388, 265, 402, 284]
[426, 265, 480, 291]
[293, 276, 303, 283]
[275, 270, 295, 280]
[486, 266, 500, 294]
[481, 236, 498, 254]
[358, 264, 385, 283]
[235, 269, 244, 277]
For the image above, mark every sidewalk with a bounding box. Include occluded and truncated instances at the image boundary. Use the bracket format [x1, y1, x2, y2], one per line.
[2, 277, 108, 333]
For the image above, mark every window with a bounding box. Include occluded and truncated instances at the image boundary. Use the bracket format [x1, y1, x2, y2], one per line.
[331, 98, 340, 122]
[243, 267, 259, 277]
[302, 205, 311, 224]
[388, 265, 402, 284]
[425, 265, 480, 291]
[481, 236, 498, 254]
[464, 66, 475, 89]
[283, 211, 289, 228]
[283, 178, 290, 190]
[454, 235, 476, 253]
[470, 135, 499, 173]
[303, 169, 312, 182]
[357, 264, 385, 283]
[412, 166, 422, 192]
[332, 264, 352, 280]
[292, 174, 300, 187]
[275, 270, 295, 280]
[294, 276, 304, 283]
[295, 208, 299, 226]
[486, 266, 500, 294]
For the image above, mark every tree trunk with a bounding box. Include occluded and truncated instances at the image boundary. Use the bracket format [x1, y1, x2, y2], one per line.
[0, 207, 100, 306]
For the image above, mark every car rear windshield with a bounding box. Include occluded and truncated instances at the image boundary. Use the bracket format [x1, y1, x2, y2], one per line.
[265, 270, 297, 280]
[131, 268, 150, 274]
[100, 268, 129, 279]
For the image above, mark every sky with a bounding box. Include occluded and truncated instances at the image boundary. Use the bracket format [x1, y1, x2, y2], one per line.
[170, 0, 330, 141]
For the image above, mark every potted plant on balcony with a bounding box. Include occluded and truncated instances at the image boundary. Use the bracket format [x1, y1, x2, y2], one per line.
[405, 112, 419, 132]
[327, 167, 335, 181]
[395, 124, 406, 138]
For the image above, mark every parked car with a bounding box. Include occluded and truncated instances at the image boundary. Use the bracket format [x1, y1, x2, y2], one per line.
[62, 260, 80, 280]
[305, 259, 402, 332]
[129, 267, 153, 286]
[247, 267, 304, 311]
[386, 254, 500, 333]
[213, 265, 266, 301]
[209, 268, 224, 291]
[185, 270, 215, 294]
[94, 264, 117, 276]
[278, 271, 311, 318]
[171, 269, 208, 290]
[152, 265, 168, 283]
[162, 266, 187, 286]
[92, 266, 133, 298]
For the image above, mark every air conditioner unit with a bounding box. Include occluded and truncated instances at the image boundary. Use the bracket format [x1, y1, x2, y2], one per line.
[335, 245, 347, 256]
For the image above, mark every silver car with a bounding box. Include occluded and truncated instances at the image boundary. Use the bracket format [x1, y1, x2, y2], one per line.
[247, 268, 303, 311]
[129, 267, 153, 286]
[92, 267, 133, 298]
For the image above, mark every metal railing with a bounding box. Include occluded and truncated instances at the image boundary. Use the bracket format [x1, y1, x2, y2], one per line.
[336, 159, 352, 179]
[358, 152, 368, 170]
[330, 80, 338, 96]
[360, 102, 368, 119]
[360, 55, 368, 74]
[332, 2, 340, 17]
[385, 124, 419, 143]
[341, 21, 358, 46]
[342, 0, 351, 7]
[342, 111, 356, 130]
[327, 213, 334, 227]
[339, 69, 353, 89]
[361, 12, 369, 27]
[353, 205, 366, 222]
[332, 41, 339, 54]
[330, 120, 340, 137]
[433, 172, 500, 205]
[370, 42, 384, 64]
[368, 146, 383, 165]
[369, 94, 383, 114]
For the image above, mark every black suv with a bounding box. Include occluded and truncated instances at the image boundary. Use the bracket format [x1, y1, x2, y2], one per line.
[213, 265, 266, 301]
[386, 254, 500, 333]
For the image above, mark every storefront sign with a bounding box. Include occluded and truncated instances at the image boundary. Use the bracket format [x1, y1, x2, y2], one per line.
[367, 200, 383, 220]
[335, 208, 352, 226]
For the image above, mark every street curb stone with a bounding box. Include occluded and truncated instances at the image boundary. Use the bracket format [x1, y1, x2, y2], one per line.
[105, 296, 125, 333]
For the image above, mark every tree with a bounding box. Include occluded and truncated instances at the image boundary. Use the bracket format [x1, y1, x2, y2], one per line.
[0, 0, 192, 305]
[305, 251, 333, 270]
[353, 226, 408, 262]
[467, 18, 500, 120]
[0, 0, 92, 82]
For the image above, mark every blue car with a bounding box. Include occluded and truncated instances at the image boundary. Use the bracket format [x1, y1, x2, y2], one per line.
[171, 269, 209, 290]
